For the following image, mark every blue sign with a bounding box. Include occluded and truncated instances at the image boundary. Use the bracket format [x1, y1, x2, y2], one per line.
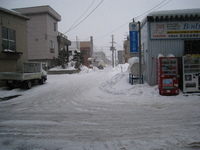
[129, 31, 138, 53]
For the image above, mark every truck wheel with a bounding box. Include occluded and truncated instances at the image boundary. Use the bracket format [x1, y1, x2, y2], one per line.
[39, 78, 45, 84]
[25, 81, 32, 89]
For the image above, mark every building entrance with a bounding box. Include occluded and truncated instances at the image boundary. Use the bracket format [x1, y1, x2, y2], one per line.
[184, 40, 200, 54]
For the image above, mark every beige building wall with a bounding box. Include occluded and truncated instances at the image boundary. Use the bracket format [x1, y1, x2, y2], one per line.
[0, 8, 28, 72]
[13, 6, 61, 68]
[123, 39, 131, 63]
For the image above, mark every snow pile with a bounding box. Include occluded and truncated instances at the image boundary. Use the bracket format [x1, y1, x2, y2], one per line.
[49, 65, 76, 71]
[99, 71, 159, 97]
[0, 87, 22, 98]
[158, 54, 175, 58]
[128, 57, 139, 65]
[158, 54, 164, 58]
[79, 65, 99, 74]
[167, 54, 175, 57]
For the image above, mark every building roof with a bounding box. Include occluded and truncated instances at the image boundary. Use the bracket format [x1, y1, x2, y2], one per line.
[142, 8, 200, 24]
[0, 7, 29, 20]
[80, 41, 91, 48]
[148, 8, 200, 17]
[13, 5, 61, 21]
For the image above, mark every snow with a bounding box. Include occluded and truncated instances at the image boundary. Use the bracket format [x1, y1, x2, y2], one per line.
[167, 54, 175, 57]
[2, 49, 15, 53]
[158, 54, 164, 58]
[49, 62, 76, 71]
[49, 66, 76, 71]
[0, 64, 200, 150]
[158, 54, 175, 58]
[128, 57, 139, 65]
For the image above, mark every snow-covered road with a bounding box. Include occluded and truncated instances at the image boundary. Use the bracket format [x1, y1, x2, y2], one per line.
[0, 65, 200, 150]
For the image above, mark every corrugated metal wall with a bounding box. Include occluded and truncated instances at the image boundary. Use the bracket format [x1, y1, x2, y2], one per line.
[143, 22, 184, 86]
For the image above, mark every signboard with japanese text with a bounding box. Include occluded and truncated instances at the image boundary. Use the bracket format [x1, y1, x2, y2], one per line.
[129, 31, 138, 53]
[129, 22, 139, 53]
[150, 22, 200, 39]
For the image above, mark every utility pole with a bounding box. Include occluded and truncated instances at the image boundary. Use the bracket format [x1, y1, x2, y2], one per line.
[110, 35, 115, 67]
[76, 36, 79, 50]
[138, 21, 142, 84]
[90, 36, 93, 56]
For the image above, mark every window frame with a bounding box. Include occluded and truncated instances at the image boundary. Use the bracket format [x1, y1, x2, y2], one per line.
[50, 40, 55, 53]
[54, 23, 57, 32]
[2, 27, 16, 52]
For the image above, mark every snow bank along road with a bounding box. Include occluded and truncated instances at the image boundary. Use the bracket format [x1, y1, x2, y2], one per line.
[0, 66, 200, 150]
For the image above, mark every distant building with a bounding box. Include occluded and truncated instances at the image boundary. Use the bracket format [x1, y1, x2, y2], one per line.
[13, 5, 64, 68]
[123, 38, 131, 63]
[117, 50, 124, 64]
[92, 51, 106, 67]
[80, 41, 93, 67]
[123, 36, 138, 64]
[93, 51, 106, 62]
[0, 7, 29, 72]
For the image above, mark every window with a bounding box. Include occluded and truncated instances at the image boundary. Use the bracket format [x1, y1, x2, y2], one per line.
[81, 50, 88, 55]
[2, 27, 16, 51]
[50, 40, 55, 53]
[184, 40, 200, 54]
[54, 23, 57, 31]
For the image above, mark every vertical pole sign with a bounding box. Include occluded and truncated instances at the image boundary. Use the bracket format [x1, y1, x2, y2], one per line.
[129, 22, 139, 54]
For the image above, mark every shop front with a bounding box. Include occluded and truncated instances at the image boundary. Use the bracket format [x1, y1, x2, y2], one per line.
[141, 8, 200, 93]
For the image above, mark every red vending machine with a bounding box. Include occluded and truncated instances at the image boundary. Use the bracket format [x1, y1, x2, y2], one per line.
[158, 57, 179, 95]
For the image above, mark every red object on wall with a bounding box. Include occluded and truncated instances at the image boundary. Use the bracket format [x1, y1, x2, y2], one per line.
[158, 57, 179, 95]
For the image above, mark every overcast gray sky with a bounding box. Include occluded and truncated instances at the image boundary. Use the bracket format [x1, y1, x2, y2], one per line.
[1, 0, 200, 56]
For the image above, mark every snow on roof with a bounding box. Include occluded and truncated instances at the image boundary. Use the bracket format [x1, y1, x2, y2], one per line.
[141, 8, 200, 25]
[0, 7, 29, 20]
[148, 8, 200, 17]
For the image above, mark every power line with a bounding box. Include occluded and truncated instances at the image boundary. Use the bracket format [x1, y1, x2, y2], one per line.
[94, 0, 171, 40]
[65, 0, 96, 33]
[134, 0, 171, 20]
[64, 0, 104, 34]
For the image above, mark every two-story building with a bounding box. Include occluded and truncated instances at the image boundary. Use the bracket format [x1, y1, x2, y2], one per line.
[13, 5, 63, 68]
[0, 7, 29, 72]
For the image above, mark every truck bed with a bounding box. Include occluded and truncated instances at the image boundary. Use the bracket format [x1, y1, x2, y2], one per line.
[0, 72, 42, 81]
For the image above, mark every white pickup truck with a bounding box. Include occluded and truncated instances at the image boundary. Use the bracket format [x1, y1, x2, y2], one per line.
[0, 62, 47, 89]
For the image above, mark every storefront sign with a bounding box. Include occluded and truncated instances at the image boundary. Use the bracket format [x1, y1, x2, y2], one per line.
[150, 22, 200, 39]
[129, 22, 139, 53]
[129, 31, 138, 53]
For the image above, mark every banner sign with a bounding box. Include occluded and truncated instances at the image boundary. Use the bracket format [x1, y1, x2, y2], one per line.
[129, 31, 138, 53]
[150, 22, 200, 39]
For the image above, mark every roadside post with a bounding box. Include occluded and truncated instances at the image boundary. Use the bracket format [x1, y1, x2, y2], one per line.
[129, 19, 142, 84]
